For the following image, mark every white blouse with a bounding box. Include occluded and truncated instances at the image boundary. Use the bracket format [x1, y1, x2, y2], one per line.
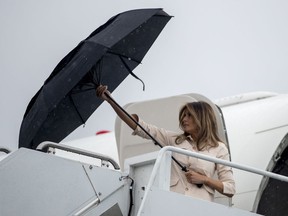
[132, 118, 236, 202]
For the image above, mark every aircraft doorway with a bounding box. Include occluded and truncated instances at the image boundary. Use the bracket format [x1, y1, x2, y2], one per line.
[254, 133, 288, 215]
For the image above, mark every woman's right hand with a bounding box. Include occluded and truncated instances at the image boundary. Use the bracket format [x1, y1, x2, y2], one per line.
[96, 85, 111, 102]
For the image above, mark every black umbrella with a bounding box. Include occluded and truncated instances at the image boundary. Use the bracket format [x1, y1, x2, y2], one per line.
[19, 8, 172, 149]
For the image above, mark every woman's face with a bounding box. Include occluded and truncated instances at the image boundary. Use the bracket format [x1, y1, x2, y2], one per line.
[181, 109, 198, 137]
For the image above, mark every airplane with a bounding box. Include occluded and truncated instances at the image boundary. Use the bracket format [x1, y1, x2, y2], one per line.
[0, 90, 288, 215]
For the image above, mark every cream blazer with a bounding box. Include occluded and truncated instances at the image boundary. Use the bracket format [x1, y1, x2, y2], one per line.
[133, 118, 235, 202]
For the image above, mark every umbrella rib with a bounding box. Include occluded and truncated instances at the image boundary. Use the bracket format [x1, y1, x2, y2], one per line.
[95, 58, 103, 84]
[107, 51, 142, 64]
[72, 87, 95, 94]
[89, 59, 103, 86]
[68, 95, 86, 125]
[118, 55, 145, 91]
[106, 51, 145, 90]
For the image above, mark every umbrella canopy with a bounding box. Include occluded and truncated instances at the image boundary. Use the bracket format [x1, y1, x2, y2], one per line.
[19, 8, 171, 149]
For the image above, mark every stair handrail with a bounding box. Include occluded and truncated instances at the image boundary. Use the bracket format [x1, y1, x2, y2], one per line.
[36, 141, 120, 170]
[137, 146, 288, 216]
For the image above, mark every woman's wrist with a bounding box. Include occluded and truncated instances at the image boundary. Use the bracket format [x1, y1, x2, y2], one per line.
[203, 176, 209, 185]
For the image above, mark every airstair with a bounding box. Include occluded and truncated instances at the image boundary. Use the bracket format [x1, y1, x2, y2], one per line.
[1, 143, 288, 216]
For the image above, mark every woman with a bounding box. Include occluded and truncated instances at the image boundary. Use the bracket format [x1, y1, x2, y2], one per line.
[96, 85, 235, 202]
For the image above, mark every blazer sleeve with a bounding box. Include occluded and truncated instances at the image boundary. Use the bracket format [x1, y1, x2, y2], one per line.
[216, 144, 236, 195]
[132, 118, 176, 146]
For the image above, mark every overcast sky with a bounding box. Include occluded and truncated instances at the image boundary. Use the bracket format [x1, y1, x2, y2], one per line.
[1, 0, 288, 151]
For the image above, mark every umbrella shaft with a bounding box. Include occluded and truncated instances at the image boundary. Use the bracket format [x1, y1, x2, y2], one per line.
[105, 93, 188, 171]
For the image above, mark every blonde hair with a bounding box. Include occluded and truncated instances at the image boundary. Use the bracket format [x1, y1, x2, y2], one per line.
[175, 101, 222, 151]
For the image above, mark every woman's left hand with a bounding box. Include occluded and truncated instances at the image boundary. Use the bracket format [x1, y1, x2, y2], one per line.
[185, 170, 207, 185]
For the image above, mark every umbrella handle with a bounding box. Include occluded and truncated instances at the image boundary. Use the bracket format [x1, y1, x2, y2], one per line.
[105, 93, 203, 188]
